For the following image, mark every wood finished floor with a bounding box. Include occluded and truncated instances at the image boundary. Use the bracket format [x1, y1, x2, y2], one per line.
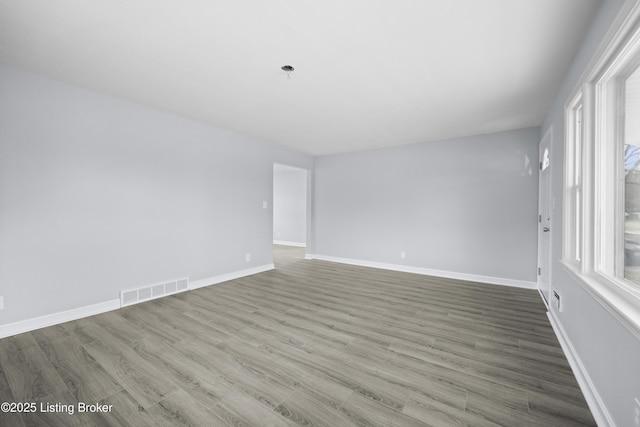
[0, 245, 596, 426]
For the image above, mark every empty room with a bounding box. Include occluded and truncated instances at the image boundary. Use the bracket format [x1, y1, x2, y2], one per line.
[1, 0, 640, 426]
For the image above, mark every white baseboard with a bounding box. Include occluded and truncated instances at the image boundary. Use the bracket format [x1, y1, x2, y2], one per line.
[304, 254, 313, 260]
[273, 240, 306, 247]
[538, 287, 550, 310]
[0, 264, 276, 339]
[306, 254, 536, 289]
[189, 263, 275, 290]
[547, 311, 614, 427]
[0, 299, 121, 340]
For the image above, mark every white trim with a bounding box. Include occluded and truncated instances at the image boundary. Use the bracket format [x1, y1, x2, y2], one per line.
[189, 264, 275, 290]
[537, 125, 554, 300]
[547, 310, 615, 427]
[0, 264, 276, 339]
[561, 260, 640, 341]
[273, 240, 306, 247]
[537, 288, 550, 310]
[304, 254, 313, 260]
[561, 0, 640, 339]
[0, 299, 120, 339]
[563, 90, 584, 266]
[308, 254, 536, 289]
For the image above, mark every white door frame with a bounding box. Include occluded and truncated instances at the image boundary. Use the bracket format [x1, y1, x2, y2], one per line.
[537, 126, 553, 306]
[272, 162, 310, 250]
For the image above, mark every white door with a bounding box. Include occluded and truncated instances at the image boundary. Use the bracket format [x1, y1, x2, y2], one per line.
[537, 129, 553, 306]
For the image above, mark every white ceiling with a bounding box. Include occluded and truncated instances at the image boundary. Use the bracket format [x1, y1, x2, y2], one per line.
[0, 0, 601, 156]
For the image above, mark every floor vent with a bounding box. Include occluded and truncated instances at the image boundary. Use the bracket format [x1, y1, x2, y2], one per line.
[120, 277, 189, 308]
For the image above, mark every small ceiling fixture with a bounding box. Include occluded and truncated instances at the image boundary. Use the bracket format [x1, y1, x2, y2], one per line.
[281, 65, 294, 79]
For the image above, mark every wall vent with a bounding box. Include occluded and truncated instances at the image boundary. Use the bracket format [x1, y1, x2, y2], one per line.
[139, 287, 152, 300]
[151, 284, 164, 297]
[122, 290, 138, 306]
[120, 277, 189, 308]
[166, 281, 177, 294]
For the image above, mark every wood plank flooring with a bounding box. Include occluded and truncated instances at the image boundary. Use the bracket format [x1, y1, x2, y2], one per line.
[0, 245, 596, 426]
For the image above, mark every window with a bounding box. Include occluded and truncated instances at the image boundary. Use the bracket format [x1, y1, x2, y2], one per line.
[623, 67, 640, 285]
[563, 1, 640, 334]
[593, 31, 640, 292]
[564, 93, 583, 266]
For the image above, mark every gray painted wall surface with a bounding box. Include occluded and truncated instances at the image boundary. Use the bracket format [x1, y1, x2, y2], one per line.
[273, 164, 307, 245]
[540, 0, 640, 425]
[0, 64, 312, 326]
[313, 127, 540, 283]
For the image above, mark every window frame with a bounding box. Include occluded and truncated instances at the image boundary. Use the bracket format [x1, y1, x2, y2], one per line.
[563, 91, 584, 268]
[562, 0, 640, 338]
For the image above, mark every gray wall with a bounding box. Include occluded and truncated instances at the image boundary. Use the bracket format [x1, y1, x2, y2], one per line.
[273, 164, 307, 245]
[541, 0, 640, 425]
[313, 127, 539, 283]
[0, 64, 313, 326]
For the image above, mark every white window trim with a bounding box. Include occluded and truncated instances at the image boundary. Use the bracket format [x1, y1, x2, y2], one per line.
[562, 0, 640, 340]
[563, 91, 584, 268]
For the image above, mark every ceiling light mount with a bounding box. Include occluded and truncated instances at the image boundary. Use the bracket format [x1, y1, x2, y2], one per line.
[281, 65, 294, 79]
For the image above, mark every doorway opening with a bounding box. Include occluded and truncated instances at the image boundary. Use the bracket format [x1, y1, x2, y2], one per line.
[273, 163, 308, 267]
